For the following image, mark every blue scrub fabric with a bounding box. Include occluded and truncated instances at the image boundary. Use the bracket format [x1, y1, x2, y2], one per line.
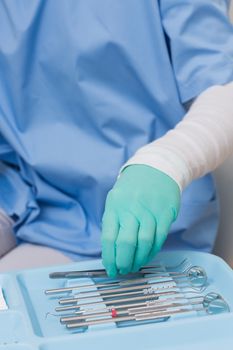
[0, 0, 233, 260]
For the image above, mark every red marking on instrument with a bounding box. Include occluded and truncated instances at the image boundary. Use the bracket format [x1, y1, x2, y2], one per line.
[111, 309, 117, 317]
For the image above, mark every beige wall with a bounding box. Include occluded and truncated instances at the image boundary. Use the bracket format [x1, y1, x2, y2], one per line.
[213, 2, 233, 265]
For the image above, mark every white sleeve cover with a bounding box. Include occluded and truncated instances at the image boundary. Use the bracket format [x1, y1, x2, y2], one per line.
[121, 83, 233, 191]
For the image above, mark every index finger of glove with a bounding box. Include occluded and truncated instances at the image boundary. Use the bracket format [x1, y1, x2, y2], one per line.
[101, 210, 119, 277]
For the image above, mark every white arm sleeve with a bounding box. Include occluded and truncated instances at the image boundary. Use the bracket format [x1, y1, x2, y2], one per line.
[121, 82, 233, 191]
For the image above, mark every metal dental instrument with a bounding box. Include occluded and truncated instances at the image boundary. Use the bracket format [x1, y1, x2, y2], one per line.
[55, 287, 203, 313]
[45, 265, 206, 296]
[60, 297, 203, 324]
[58, 267, 206, 305]
[73, 295, 195, 316]
[49, 259, 188, 279]
[45, 277, 175, 296]
[58, 283, 177, 305]
[64, 293, 229, 329]
[55, 290, 182, 312]
[72, 300, 184, 317]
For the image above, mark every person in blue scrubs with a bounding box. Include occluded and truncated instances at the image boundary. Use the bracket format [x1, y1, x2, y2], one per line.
[0, 1, 233, 272]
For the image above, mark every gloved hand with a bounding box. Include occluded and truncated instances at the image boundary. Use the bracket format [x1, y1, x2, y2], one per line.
[101, 164, 180, 277]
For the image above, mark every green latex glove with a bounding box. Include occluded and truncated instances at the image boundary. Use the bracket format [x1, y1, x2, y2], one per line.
[101, 164, 181, 277]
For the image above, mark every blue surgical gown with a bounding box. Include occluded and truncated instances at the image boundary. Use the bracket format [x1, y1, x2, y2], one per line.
[0, 0, 233, 260]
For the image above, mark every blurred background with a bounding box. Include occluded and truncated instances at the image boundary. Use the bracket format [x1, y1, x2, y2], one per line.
[213, 2, 233, 266]
[0, 2, 233, 269]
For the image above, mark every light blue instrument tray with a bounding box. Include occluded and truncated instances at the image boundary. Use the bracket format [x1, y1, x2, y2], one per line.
[1, 250, 233, 349]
